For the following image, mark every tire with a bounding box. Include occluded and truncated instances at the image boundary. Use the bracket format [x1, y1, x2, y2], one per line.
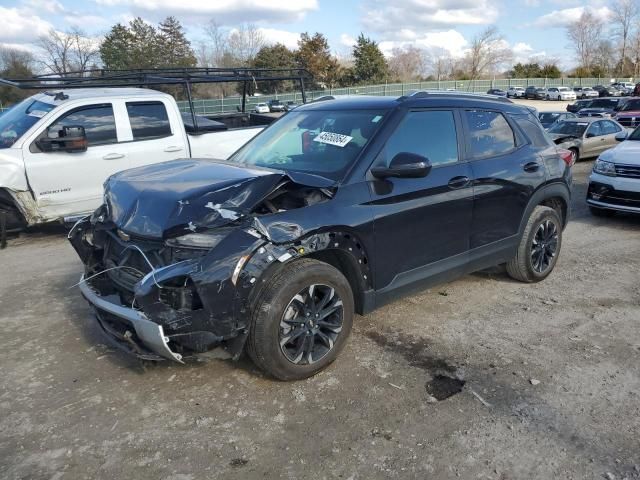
[506, 206, 563, 283]
[589, 206, 615, 217]
[569, 147, 579, 163]
[546, 95, 550, 100]
[247, 258, 354, 380]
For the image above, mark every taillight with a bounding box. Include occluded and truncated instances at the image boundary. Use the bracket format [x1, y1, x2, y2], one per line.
[558, 148, 574, 167]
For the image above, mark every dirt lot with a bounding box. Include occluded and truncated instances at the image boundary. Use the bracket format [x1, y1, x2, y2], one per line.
[1, 105, 640, 479]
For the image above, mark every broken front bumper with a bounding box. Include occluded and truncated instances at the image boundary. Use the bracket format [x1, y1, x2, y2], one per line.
[79, 275, 184, 363]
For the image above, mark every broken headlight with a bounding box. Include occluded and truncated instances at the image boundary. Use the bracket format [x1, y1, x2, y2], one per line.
[165, 232, 226, 249]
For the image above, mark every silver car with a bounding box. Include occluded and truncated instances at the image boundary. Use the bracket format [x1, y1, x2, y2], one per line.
[547, 117, 626, 162]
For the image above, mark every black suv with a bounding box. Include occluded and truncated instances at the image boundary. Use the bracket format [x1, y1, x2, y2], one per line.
[70, 93, 573, 380]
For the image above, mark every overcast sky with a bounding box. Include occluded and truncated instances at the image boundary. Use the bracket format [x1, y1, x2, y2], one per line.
[0, 0, 615, 69]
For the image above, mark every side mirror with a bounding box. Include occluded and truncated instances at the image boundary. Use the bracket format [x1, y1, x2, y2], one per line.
[615, 131, 628, 142]
[585, 132, 595, 138]
[371, 152, 432, 179]
[37, 125, 88, 153]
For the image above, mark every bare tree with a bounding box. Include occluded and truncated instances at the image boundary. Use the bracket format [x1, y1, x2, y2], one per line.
[566, 10, 603, 71]
[36, 27, 100, 76]
[388, 46, 426, 82]
[227, 24, 265, 64]
[427, 47, 454, 81]
[610, 0, 639, 75]
[197, 20, 229, 67]
[464, 27, 513, 80]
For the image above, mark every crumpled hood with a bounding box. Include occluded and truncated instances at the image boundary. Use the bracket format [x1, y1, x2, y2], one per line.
[549, 133, 579, 144]
[104, 159, 332, 239]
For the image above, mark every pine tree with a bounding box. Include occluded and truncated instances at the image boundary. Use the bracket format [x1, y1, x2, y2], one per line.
[100, 23, 134, 70]
[296, 32, 339, 89]
[251, 44, 297, 93]
[158, 16, 197, 68]
[352, 34, 388, 84]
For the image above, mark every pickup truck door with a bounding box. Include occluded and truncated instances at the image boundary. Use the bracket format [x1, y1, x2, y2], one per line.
[121, 100, 188, 168]
[22, 102, 131, 219]
[369, 109, 473, 293]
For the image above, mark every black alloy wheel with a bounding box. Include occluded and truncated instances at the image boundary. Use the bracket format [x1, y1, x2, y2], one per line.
[279, 284, 344, 365]
[530, 219, 559, 274]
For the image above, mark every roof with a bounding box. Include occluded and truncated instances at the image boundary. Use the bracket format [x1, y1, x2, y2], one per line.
[33, 87, 169, 105]
[296, 92, 526, 114]
[561, 117, 607, 123]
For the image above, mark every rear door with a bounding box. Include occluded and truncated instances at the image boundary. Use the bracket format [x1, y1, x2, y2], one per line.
[600, 120, 623, 151]
[121, 100, 188, 168]
[369, 109, 473, 290]
[464, 109, 545, 249]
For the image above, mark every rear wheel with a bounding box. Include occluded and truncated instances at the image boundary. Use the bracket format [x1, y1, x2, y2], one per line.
[247, 258, 354, 380]
[506, 206, 562, 283]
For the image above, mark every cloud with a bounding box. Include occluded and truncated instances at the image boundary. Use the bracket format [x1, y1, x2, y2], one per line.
[362, 0, 499, 34]
[340, 34, 356, 48]
[258, 28, 300, 49]
[0, 6, 53, 43]
[379, 30, 469, 58]
[531, 5, 612, 28]
[21, 0, 65, 14]
[94, 0, 318, 24]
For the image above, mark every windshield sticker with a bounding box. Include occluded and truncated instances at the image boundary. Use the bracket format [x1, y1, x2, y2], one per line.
[372, 115, 383, 123]
[313, 131, 353, 148]
[28, 110, 48, 118]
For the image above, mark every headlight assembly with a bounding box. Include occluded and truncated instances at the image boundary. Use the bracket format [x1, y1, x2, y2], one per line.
[593, 158, 616, 176]
[165, 232, 226, 249]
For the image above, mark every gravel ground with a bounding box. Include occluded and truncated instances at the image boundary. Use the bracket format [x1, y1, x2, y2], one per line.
[1, 111, 639, 479]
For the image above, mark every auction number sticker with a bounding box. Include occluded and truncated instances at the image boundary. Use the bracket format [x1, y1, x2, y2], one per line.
[313, 131, 353, 148]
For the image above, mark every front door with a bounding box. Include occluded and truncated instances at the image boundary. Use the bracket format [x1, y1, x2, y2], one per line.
[582, 121, 606, 158]
[23, 103, 130, 219]
[369, 109, 473, 291]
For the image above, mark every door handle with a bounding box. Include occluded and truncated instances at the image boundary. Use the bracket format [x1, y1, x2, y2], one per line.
[448, 176, 470, 189]
[164, 146, 183, 152]
[523, 161, 540, 172]
[103, 153, 125, 160]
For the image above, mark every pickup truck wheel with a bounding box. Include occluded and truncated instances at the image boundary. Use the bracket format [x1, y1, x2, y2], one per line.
[506, 206, 562, 283]
[247, 258, 354, 380]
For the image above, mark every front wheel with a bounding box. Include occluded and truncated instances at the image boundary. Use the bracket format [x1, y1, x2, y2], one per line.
[247, 258, 354, 380]
[506, 206, 562, 283]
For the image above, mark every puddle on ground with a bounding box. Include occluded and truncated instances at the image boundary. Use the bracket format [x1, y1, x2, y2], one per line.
[425, 374, 466, 400]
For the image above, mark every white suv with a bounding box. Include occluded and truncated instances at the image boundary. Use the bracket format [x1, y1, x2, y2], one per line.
[507, 86, 525, 98]
[587, 128, 640, 216]
[547, 87, 577, 101]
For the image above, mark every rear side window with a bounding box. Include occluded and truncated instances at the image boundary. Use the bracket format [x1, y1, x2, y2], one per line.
[464, 110, 516, 158]
[126, 102, 172, 141]
[510, 113, 553, 148]
[50, 104, 117, 146]
[601, 121, 621, 134]
[383, 110, 458, 167]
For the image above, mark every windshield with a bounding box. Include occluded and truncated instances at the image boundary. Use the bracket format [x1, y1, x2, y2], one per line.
[558, 87, 570, 91]
[628, 126, 640, 140]
[548, 121, 588, 136]
[229, 109, 385, 180]
[588, 99, 617, 109]
[0, 98, 56, 149]
[620, 99, 640, 111]
[539, 113, 561, 124]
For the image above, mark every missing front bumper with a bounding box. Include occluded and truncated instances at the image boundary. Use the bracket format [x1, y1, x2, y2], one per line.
[79, 275, 184, 363]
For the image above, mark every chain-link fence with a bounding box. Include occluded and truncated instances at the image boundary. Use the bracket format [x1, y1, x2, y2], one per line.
[176, 77, 637, 116]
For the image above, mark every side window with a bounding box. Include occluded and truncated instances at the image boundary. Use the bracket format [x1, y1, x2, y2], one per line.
[126, 102, 172, 141]
[510, 113, 552, 148]
[464, 110, 516, 158]
[587, 122, 603, 137]
[49, 104, 117, 146]
[382, 110, 458, 167]
[601, 121, 620, 134]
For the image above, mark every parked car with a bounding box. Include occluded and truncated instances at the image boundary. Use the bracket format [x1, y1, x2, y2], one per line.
[254, 103, 270, 113]
[577, 97, 626, 118]
[546, 87, 577, 101]
[567, 99, 593, 113]
[486, 88, 507, 97]
[587, 125, 640, 216]
[69, 92, 573, 380]
[611, 83, 634, 95]
[573, 86, 599, 99]
[267, 99, 286, 112]
[0, 89, 267, 232]
[507, 86, 525, 98]
[284, 101, 299, 111]
[547, 117, 625, 162]
[612, 97, 640, 128]
[538, 111, 577, 130]
[524, 86, 539, 99]
[593, 85, 621, 97]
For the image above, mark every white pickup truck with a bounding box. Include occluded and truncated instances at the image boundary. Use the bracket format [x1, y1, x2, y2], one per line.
[0, 87, 267, 231]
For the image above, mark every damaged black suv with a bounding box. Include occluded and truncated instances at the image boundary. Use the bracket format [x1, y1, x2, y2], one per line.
[70, 92, 572, 380]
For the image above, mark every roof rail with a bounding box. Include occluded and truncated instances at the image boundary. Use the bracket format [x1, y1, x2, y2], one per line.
[398, 89, 513, 103]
